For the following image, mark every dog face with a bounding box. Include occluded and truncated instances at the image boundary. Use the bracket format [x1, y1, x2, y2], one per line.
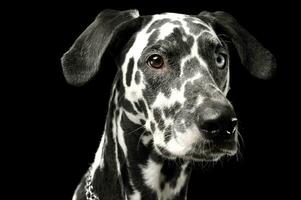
[122, 13, 236, 161]
[61, 10, 276, 161]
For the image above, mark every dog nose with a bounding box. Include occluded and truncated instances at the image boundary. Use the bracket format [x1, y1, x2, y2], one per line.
[197, 101, 237, 141]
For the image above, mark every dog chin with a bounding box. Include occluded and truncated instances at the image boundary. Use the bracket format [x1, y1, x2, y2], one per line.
[155, 144, 237, 162]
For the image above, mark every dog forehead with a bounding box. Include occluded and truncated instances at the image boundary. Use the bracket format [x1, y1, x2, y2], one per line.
[125, 13, 215, 63]
[146, 13, 212, 37]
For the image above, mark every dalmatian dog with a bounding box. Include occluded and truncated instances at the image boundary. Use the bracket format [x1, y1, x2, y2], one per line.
[61, 9, 276, 200]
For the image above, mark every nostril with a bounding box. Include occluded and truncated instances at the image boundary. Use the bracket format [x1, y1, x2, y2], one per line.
[230, 118, 238, 132]
[196, 100, 237, 141]
[198, 112, 237, 140]
[225, 118, 238, 135]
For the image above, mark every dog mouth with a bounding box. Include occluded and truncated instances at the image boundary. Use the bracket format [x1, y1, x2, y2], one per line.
[187, 141, 237, 161]
[155, 140, 237, 162]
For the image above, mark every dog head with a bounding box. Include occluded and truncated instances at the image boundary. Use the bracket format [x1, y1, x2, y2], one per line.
[61, 10, 276, 161]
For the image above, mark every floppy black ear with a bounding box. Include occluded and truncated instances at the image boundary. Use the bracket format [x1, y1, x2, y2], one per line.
[61, 9, 140, 86]
[198, 11, 276, 79]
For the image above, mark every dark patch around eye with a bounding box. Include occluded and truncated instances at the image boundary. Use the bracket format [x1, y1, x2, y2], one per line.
[197, 35, 228, 89]
[197, 33, 216, 59]
[139, 27, 195, 106]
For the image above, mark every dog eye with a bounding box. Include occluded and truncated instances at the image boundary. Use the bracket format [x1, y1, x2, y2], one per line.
[215, 53, 227, 69]
[147, 54, 164, 69]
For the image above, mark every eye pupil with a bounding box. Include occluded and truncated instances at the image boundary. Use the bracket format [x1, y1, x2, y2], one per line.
[147, 54, 164, 68]
[215, 53, 226, 68]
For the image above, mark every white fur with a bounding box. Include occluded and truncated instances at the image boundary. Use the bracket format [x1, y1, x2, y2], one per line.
[91, 133, 107, 174]
[117, 109, 128, 158]
[129, 190, 141, 200]
[112, 91, 121, 175]
[141, 134, 153, 146]
[141, 159, 163, 191]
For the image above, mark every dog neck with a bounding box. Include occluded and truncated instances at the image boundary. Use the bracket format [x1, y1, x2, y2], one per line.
[87, 75, 192, 200]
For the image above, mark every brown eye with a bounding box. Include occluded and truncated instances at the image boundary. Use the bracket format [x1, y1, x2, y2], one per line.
[147, 54, 164, 68]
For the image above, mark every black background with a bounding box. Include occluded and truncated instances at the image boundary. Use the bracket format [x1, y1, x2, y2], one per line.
[9, 0, 299, 200]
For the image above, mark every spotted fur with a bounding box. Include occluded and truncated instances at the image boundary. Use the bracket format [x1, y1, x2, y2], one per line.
[61, 9, 276, 200]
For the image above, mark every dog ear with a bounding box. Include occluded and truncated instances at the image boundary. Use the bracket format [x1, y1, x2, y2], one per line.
[61, 9, 140, 86]
[198, 11, 276, 79]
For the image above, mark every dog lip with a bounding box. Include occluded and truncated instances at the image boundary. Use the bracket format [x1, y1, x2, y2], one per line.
[187, 140, 237, 160]
[154, 138, 237, 161]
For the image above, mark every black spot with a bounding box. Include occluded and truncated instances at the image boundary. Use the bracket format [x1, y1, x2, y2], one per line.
[122, 98, 138, 115]
[147, 30, 160, 47]
[160, 161, 182, 187]
[169, 171, 182, 188]
[157, 145, 173, 157]
[184, 17, 210, 35]
[147, 18, 171, 33]
[185, 163, 192, 175]
[153, 108, 162, 123]
[170, 20, 182, 25]
[163, 102, 181, 118]
[182, 57, 202, 78]
[149, 150, 164, 163]
[115, 109, 120, 118]
[160, 182, 165, 190]
[134, 102, 142, 112]
[150, 121, 156, 132]
[164, 125, 172, 143]
[158, 120, 165, 131]
[153, 109, 165, 130]
[184, 79, 205, 100]
[138, 99, 148, 118]
[140, 119, 146, 125]
[126, 57, 134, 86]
[134, 70, 141, 84]
[162, 87, 171, 98]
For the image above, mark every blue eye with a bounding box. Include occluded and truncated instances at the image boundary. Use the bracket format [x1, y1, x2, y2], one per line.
[215, 52, 227, 69]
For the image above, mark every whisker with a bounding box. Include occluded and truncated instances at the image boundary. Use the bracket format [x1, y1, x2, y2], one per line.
[127, 125, 145, 135]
